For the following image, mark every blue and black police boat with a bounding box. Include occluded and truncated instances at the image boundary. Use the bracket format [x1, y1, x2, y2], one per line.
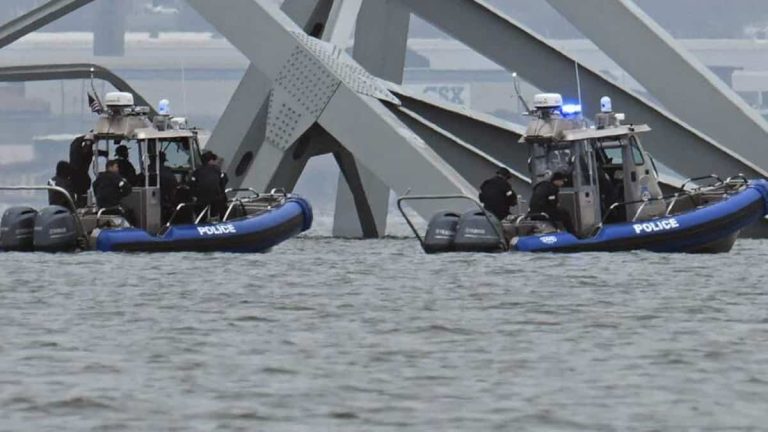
[398, 93, 768, 254]
[0, 92, 312, 253]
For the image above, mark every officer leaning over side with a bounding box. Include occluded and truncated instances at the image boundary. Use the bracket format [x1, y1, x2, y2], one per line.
[529, 171, 574, 234]
[479, 167, 518, 220]
[93, 159, 135, 224]
[48, 160, 76, 209]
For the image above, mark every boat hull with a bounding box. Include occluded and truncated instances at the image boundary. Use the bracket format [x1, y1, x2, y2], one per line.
[96, 197, 313, 253]
[513, 180, 768, 253]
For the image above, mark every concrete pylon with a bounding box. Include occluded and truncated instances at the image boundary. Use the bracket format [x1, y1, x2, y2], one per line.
[332, 0, 411, 238]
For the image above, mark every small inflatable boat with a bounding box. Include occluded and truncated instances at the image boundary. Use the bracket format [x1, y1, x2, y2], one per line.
[95, 196, 312, 253]
[0, 186, 312, 253]
[512, 179, 768, 253]
[1, 93, 312, 253]
[398, 93, 768, 254]
[0, 188, 312, 254]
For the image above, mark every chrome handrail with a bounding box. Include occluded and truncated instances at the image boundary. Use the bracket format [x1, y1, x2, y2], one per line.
[396, 194, 508, 252]
[163, 202, 197, 229]
[223, 199, 245, 222]
[680, 174, 723, 191]
[195, 205, 211, 224]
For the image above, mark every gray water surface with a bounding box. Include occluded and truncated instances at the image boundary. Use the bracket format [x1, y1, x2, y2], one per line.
[1, 237, 767, 431]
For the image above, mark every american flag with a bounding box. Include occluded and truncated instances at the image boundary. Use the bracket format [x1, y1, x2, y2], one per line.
[88, 91, 104, 114]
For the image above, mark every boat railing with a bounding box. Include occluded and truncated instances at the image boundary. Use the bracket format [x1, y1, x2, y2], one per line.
[223, 199, 246, 222]
[164, 202, 197, 229]
[0, 185, 87, 246]
[396, 193, 508, 252]
[95, 206, 131, 226]
[195, 205, 211, 224]
[680, 174, 723, 191]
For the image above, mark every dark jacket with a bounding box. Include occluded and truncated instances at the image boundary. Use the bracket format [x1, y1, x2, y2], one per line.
[479, 175, 518, 220]
[529, 180, 560, 217]
[47, 176, 75, 208]
[93, 171, 132, 208]
[116, 157, 138, 185]
[69, 136, 93, 196]
[150, 165, 179, 206]
[190, 164, 228, 204]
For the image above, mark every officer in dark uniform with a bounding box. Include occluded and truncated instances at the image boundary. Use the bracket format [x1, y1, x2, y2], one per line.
[115, 144, 138, 185]
[69, 135, 94, 207]
[149, 152, 180, 223]
[47, 161, 76, 209]
[479, 167, 518, 220]
[93, 160, 135, 225]
[191, 151, 229, 221]
[529, 171, 574, 233]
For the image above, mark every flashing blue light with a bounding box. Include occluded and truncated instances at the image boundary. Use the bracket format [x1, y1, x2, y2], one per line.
[561, 104, 582, 116]
[158, 99, 170, 115]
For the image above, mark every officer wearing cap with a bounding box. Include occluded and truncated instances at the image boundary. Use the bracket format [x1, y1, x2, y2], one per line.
[47, 160, 75, 209]
[479, 167, 519, 220]
[115, 144, 138, 185]
[191, 151, 229, 221]
[529, 171, 574, 233]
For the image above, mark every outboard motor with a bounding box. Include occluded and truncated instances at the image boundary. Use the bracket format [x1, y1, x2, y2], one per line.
[0, 207, 38, 252]
[453, 210, 506, 253]
[33, 206, 79, 252]
[423, 211, 461, 253]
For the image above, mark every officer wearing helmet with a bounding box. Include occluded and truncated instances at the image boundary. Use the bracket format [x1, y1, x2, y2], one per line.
[479, 167, 519, 220]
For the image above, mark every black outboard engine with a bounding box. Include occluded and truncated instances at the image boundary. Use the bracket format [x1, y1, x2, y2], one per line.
[0, 207, 38, 252]
[453, 210, 506, 253]
[423, 211, 460, 253]
[33, 206, 79, 252]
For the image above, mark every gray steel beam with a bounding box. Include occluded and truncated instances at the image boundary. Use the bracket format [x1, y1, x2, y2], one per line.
[333, 147, 382, 238]
[546, 0, 768, 173]
[547, 0, 768, 169]
[186, 0, 476, 222]
[393, 106, 530, 194]
[391, 87, 528, 179]
[282, 0, 335, 36]
[0, 63, 156, 115]
[332, 0, 411, 238]
[0, 0, 95, 50]
[394, 0, 768, 181]
[200, 0, 330, 189]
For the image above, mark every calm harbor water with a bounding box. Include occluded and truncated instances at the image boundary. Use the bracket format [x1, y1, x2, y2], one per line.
[1, 225, 768, 431]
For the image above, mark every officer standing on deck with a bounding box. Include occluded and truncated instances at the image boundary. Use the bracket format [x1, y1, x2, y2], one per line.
[191, 151, 229, 221]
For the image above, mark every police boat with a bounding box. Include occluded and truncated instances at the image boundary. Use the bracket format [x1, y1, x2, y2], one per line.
[398, 93, 768, 254]
[0, 92, 312, 253]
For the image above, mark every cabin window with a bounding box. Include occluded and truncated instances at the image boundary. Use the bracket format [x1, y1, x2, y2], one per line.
[630, 137, 645, 166]
[161, 140, 193, 169]
[602, 146, 623, 164]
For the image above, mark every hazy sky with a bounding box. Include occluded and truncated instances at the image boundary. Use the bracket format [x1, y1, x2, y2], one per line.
[3, 0, 768, 40]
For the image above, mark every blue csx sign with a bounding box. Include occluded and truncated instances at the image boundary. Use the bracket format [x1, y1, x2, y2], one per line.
[422, 85, 468, 105]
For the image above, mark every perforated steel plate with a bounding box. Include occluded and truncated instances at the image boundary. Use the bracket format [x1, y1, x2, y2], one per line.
[292, 31, 401, 105]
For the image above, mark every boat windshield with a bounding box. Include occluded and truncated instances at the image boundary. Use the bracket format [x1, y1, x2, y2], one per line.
[159, 138, 198, 170]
